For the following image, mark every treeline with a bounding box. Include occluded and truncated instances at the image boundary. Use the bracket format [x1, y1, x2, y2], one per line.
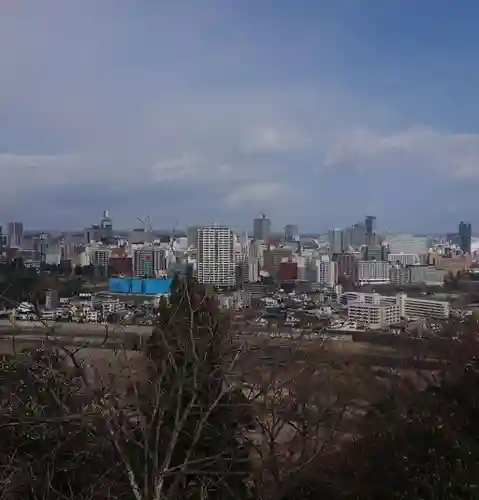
[0, 276, 478, 499]
[0, 260, 86, 307]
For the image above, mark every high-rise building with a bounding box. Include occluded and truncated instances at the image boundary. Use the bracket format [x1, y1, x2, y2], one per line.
[0, 226, 5, 258]
[328, 228, 344, 254]
[342, 222, 367, 249]
[459, 221, 472, 254]
[38, 232, 47, 266]
[100, 210, 113, 242]
[284, 224, 299, 242]
[263, 248, 293, 278]
[7, 221, 23, 248]
[88, 247, 111, 268]
[100, 210, 112, 230]
[84, 225, 103, 244]
[314, 257, 338, 286]
[196, 225, 235, 288]
[362, 244, 389, 261]
[187, 226, 199, 248]
[253, 214, 271, 241]
[365, 216, 376, 245]
[132, 246, 169, 278]
[336, 252, 361, 277]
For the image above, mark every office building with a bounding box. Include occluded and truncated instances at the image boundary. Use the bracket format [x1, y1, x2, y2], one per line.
[388, 253, 419, 266]
[236, 260, 249, 286]
[363, 244, 389, 261]
[328, 228, 344, 254]
[132, 246, 169, 278]
[365, 216, 376, 245]
[352, 222, 367, 248]
[7, 221, 23, 248]
[409, 266, 446, 286]
[284, 224, 299, 242]
[429, 253, 472, 274]
[84, 225, 103, 244]
[263, 248, 293, 278]
[100, 210, 113, 242]
[389, 265, 410, 286]
[253, 214, 271, 241]
[235, 231, 250, 261]
[248, 257, 260, 283]
[100, 210, 112, 230]
[32, 233, 48, 264]
[356, 260, 390, 285]
[187, 226, 199, 248]
[385, 234, 428, 255]
[459, 221, 472, 254]
[236, 253, 260, 285]
[291, 255, 307, 281]
[197, 225, 236, 288]
[0, 226, 5, 257]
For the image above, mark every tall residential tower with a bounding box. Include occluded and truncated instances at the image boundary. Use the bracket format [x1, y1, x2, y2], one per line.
[197, 225, 235, 288]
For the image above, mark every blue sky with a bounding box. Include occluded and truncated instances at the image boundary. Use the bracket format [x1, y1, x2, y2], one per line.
[1, 0, 479, 233]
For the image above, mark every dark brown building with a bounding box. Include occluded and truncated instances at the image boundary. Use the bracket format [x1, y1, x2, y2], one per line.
[109, 256, 133, 276]
[278, 261, 298, 283]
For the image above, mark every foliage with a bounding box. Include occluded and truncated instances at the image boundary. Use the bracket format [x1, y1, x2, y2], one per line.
[0, 259, 42, 306]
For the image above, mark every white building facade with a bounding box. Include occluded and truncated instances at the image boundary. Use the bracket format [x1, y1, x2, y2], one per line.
[314, 257, 338, 286]
[356, 260, 390, 285]
[343, 291, 449, 321]
[197, 225, 236, 288]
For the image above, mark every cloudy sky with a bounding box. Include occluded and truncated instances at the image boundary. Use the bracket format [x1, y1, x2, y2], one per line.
[1, 0, 479, 233]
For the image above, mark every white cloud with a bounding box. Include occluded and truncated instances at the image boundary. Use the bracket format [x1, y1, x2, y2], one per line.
[225, 182, 285, 206]
[323, 126, 479, 179]
[240, 125, 310, 154]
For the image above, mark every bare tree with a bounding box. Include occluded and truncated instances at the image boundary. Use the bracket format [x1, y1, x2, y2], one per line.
[0, 274, 256, 500]
[235, 342, 379, 500]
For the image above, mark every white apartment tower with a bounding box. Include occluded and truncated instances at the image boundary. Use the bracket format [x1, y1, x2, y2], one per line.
[197, 225, 236, 288]
[315, 257, 338, 286]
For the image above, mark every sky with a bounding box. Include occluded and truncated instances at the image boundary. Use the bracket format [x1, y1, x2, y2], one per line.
[1, 0, 479, 233]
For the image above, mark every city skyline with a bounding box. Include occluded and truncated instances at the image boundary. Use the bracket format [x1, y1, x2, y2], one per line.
[1, 1, 479, 231]
[0, 212, 476, 238]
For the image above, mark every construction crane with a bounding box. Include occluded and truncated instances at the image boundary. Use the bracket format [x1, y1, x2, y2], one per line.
[137, 216, 153, 243]
[137, 216, 153, 233]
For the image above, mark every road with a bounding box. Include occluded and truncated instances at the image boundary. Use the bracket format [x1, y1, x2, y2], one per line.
[0, 319, 153, 337]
